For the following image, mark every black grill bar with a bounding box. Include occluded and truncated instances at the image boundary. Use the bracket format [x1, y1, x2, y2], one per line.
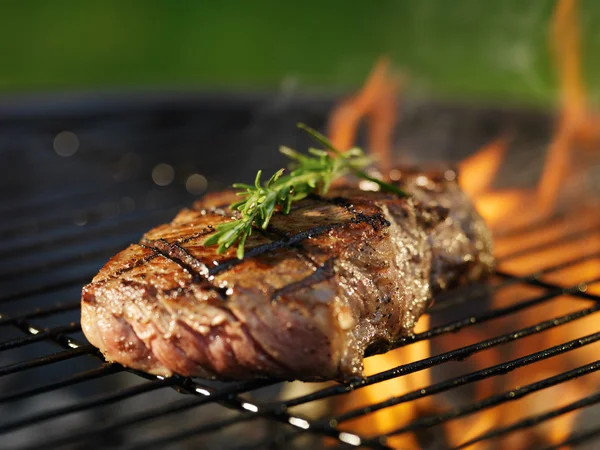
[508, 275, 600, 302]
[0, 185, 156, 237]
[0, 185, 115, 218]
[30, 380, 276, 450]
[0, 365, 121, 405]
[90, 296, 600, 450]
[0, 323, 81, 352]
[537, 426, 600, 450]
[430, 249, 600, 313]
[496, 222, 600, 262]
[259, 335, 600, 450]
[53, 274, 600, 450]
[0, 205, 181, 261]
[396, 281, 597, 351]
[0, 345, 95, 378]
[121, 408, 387, 450]
[0, 302, 80, 324]
[284, 298, 600, 410]
[331, 331, 600, 426]
[383, 361, 600, 442]
[2, 264, 599, 450]
[0, 377, 176, 435]
[0, 236, 139, 281]
[452, 388, 600, 449]
[2, 184, 599, 447]
[0, 279, 92, 305]
[120, 413, 293, 450]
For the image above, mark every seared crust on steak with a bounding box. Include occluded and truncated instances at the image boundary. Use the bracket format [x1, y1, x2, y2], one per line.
[81, 168, 494, 381]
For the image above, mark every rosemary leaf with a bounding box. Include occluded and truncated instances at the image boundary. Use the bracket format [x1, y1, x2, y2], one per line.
[203, 123, 408, 259]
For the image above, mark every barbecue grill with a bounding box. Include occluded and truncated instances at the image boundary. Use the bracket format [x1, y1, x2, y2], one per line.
[1, 90, 599, 450]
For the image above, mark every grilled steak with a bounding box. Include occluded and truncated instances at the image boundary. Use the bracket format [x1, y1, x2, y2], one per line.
[81, 168, 494, 381]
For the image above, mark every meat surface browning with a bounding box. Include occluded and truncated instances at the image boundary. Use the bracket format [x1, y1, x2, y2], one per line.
[81, 168, 494, 381]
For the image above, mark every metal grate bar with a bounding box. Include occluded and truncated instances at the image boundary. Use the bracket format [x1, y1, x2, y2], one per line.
[0, 186, 153, 237]
[397, 277, 599, 350]
[498, 272, 600, 301]
[0, 302, 80, 324]
[451, 388, 600, 449]
[0, 378, 176, 435]
[0, 311, 296, 450]
[122, 410, 386, 450]
[0, 205, 180, 260]
[119, 305, 600, 449]
[0, 364, 121, 405]
[0, 345, 95, 378]
[0, 236, 140, 281]
[430, 250, 600, 313]
[266, 335, 600, 449]
[0, 278, 92, 305]
[281, 302, 600, 411]
[381, 362, 600, 441]
[330, 331, 600, 426]
[0, 185, 119, 218]
[537, 426, 600, 450]
[26, 380, 275, 450]
[0, 323, 81, 352]
[1, 268, 596, 448]
[496, 222, 600, 263]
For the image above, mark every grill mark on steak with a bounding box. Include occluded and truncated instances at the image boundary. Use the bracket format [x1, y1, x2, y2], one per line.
[271, 258, 336, 301]
[143, 239, 210, 279]
[112, 252, 159, 277]
[208, 222, 338, 275]
[258, 216, 339, 301]
[140, 240, 229, 299]
[176, 228, 215, 245]
[209, 203, 389, 276]
[255, 227, 320, 270]
[324, 195, 393, 229]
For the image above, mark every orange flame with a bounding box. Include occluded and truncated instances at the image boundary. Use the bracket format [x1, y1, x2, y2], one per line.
[458, 136, 509, 198]
[326, 0, 599, 447]
[461, 0, 600, 231]
[328, 57, 402, 172]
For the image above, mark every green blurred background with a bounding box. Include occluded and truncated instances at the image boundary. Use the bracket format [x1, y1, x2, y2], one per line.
[1, 0, 598, 106]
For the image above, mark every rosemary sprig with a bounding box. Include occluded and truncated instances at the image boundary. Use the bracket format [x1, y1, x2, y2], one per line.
[203, 123, 407, 259]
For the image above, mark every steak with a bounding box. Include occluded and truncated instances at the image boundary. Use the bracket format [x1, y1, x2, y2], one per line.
[81, 168, 494, 381]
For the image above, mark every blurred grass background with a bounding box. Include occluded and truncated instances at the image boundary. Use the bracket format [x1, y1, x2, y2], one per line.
[1, 0, 599, 106]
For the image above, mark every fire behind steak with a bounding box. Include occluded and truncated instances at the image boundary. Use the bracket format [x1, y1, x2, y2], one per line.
[81, 168, 494, 381]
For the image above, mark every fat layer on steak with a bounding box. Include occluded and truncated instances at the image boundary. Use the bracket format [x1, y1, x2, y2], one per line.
[81, 169, 494, 381]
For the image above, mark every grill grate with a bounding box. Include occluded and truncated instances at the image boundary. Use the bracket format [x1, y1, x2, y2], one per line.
[1, 92, 599, 450]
